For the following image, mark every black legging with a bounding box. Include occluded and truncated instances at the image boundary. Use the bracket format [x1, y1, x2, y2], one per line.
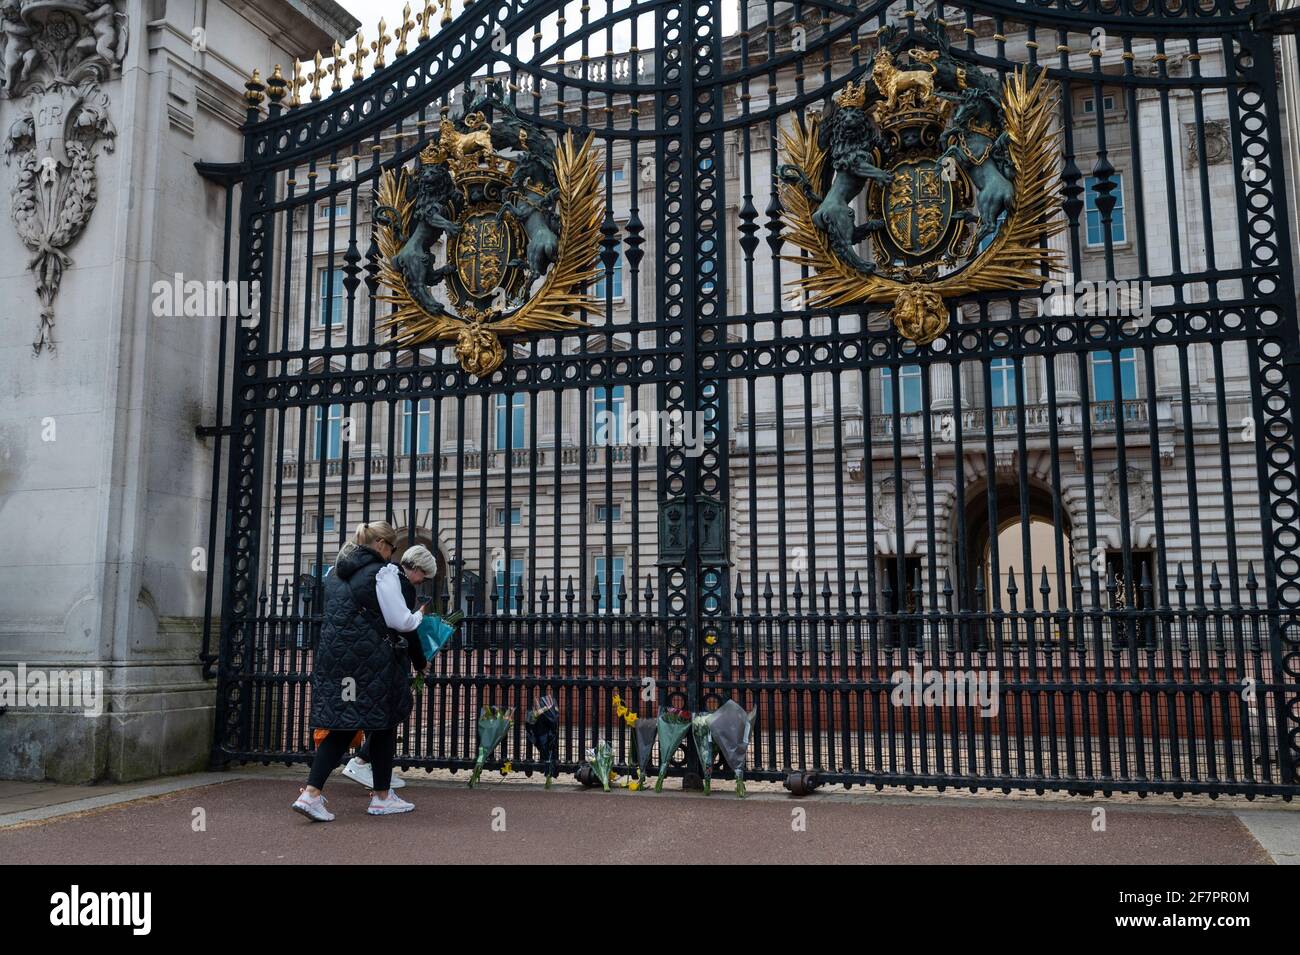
[308, 727, 396, 793]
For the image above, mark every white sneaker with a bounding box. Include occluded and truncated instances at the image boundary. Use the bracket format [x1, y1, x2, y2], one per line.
[292, 789, 335, 822]
[342, 757, 405, 789]
[342, 757, 374, 789]
[367, 791, 415, 815]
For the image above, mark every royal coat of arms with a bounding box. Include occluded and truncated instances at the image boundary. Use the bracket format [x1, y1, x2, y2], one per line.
[777, 17, 1062, 345]
[374, 80, 603, 376]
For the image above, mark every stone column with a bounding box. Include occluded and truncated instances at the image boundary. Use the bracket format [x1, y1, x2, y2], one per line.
[0, 0, 359, 783]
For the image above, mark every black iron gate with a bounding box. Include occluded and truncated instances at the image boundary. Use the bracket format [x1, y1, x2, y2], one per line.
[200, 0, 1300, 797]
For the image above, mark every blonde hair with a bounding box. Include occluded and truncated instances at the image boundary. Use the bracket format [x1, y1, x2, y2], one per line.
[400, 544, 438, 576]
[353, 521, 397, 549]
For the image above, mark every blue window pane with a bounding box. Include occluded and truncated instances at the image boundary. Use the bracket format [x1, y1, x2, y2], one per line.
[318, 269, 344, 326]
[400, 399, 431, 454]
[595, 556, 625, 611]
[881, 365, 923, 414]
[494, 393, 525, 450]
[593, 385, 626, 445]
[316, 404, 344, 459]
[1091, 348, 1138, 401]
[594, 252, 623, 299]
[1084, 174, 1126, 246]
[494, 558, 524, 610]
[990, 358, 1017, 408]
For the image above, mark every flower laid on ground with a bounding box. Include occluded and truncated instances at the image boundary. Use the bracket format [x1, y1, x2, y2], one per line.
[525, 694, 560, 788]
[692, 710, 719, 794]
[587, 740, 615, 793]
[469, 704, 513, 788]
[628, 780, 641, 791]
[654, 707, 692, 793]
[710, 699, 757, 797]
[501, 761, 512, 776]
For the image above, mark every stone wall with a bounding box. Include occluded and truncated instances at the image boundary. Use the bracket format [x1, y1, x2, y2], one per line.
[0, 0, 356, 782]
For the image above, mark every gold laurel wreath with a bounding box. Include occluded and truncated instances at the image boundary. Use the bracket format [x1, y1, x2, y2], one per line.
[778, 67, 1064, 343]
[375, 131, 604, 376]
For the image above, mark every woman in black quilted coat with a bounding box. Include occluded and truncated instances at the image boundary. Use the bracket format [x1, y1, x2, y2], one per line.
[292, 521, 425, 821]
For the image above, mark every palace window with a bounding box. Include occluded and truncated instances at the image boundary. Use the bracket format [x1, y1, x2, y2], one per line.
[596, 503, 622, 523]
[595, 249, 624, 299]
[1081, 95, 1117, 115]
[318, 198, 349, 220]
[1084, 173, 1127, 246]
[1090, 348, 1139, 402]
[495, 506, 522, 526]
[317, 268, 345, 327]
[494, 393, 526, 450]
[990, 357, 1017, 407]
[881, 365, 923, 415]
[314, 404, 346, 459]
[594, 555, 626, 612]
[593, 385, 627, 445]
[493, 555, 525, 611]
[399, 399, 431, 454]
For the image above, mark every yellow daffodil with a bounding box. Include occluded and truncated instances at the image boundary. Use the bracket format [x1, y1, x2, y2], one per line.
[705, 634, 718, 645]
[501, 761, 512, 775]
[611, 694, 622, 707]
[629, 780, 641, 791]
[616, 704, 628, 718]
[626, 712, 638, 725]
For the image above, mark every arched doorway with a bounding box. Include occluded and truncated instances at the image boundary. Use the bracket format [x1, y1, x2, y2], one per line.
[959, 480, 1073, 610]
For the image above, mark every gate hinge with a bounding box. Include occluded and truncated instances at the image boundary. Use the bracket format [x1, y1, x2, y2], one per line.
[196, 424, 234, 439]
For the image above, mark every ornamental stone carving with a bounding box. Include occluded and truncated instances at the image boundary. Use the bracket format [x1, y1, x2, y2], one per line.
[2, 0, 126, 354]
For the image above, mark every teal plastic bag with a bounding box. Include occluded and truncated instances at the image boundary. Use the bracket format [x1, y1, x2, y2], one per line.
[417, 613, 455, 660]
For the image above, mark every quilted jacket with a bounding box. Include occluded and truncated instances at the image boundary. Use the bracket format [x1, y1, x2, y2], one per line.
[310, 545, 413, 731]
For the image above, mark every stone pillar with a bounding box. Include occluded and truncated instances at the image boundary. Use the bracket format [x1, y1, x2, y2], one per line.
[0, 0, 358, 783]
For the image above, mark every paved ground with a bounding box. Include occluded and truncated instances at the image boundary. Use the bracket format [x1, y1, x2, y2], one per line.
[0, 771, 1292, 864]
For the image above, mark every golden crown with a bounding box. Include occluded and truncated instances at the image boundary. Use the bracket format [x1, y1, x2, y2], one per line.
[835, 79, 868, 109]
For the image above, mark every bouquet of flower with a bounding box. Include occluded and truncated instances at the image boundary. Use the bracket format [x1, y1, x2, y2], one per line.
[586, 739, 615, 792]
[633, 714, 658, 789]
[416, 609, 463, 662]
[613, 692, 655, 791]
[710, 699, 757, 797]
[468, 704, 514, 787]
[691, 710, 718, 794]
[654, 706, 693, 793]
[525, 694, 560, 788]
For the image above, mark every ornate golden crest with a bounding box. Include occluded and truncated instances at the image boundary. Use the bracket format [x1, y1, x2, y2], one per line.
[777, 20, 1062, 346]
[374, 84, 603, 376]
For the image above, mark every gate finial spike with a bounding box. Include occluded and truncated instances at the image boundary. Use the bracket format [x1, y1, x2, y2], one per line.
[397, 4, 415, 56]
[350, 31, 370, 83]
[289, 59, 306, 107]
[417, 0, 435, 41]
[329, 41, 345, 93]
[309, 51, 324, 102]
[372, 19, 392, 70]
